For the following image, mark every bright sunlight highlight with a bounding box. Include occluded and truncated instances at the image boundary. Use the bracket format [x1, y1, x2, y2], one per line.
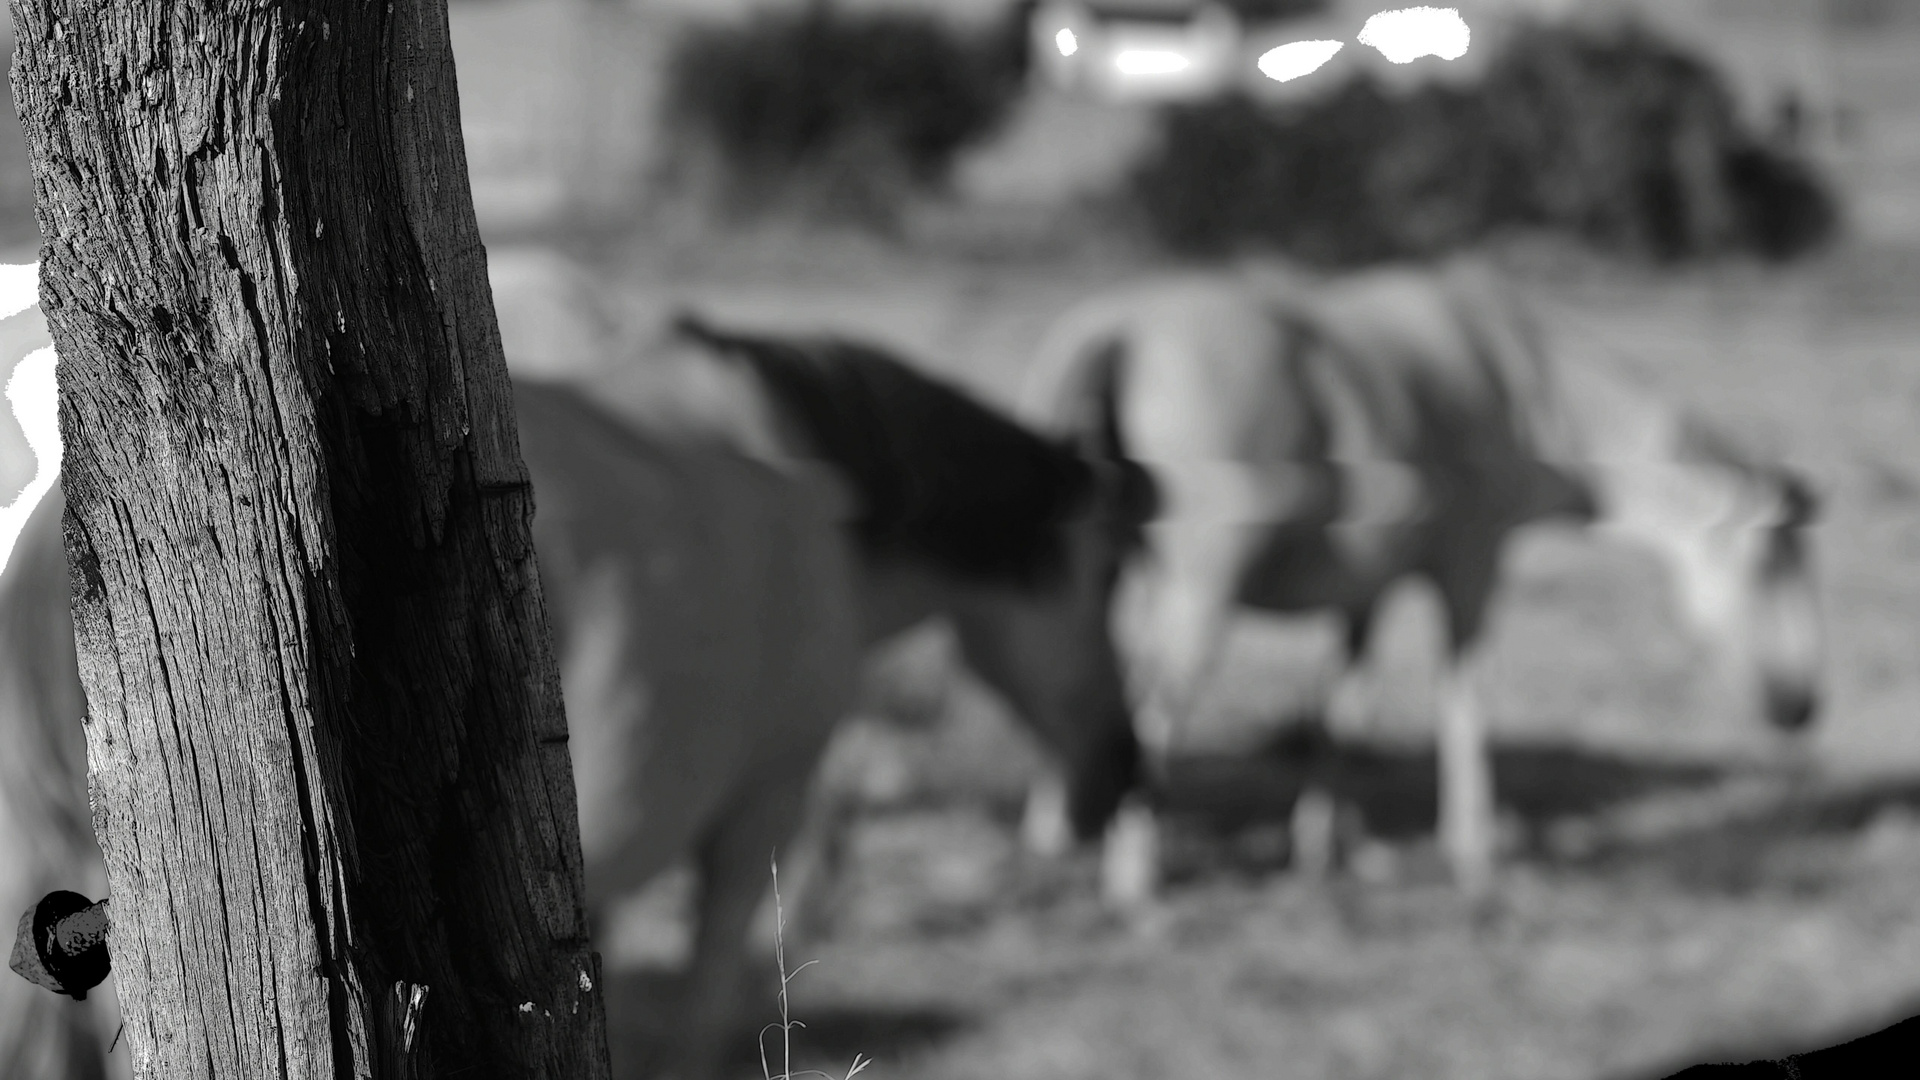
[0, 262, 59, 578]
[1257, 39, 1345, 83]
[1055, 27, 1078, 57]
[0, 262, 37, 320]
[1356, 6, 1471, 64]
[1114, 49, 1192, 76]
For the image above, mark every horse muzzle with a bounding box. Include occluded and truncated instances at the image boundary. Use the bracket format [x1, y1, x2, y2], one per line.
[1068, 719, 1147, 843]
[1763, 677, 1819, 733]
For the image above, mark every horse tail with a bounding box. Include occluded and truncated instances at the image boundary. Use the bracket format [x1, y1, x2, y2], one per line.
[1020, 291, 1137, 428]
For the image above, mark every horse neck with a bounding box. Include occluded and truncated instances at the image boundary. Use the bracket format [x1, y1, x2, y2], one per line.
[848, 553, 963, 650]
[1552, 359, 1750, 565]
[1531, 350, 1657, 504]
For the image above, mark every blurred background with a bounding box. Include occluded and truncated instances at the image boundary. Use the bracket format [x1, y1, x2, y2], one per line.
[7, 1, 1920, 1077]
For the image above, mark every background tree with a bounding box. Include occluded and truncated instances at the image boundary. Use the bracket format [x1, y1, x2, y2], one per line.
[7, 0, 612, 1076]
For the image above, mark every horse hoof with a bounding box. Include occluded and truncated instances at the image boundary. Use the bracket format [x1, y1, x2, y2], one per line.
[1290, 786, 1339, 880]
[1100, 799, 1161, 906]
[1349, 839, 1399, 886]
[1449, 861, 1501, 922]
[1021, 777, 1074, 859]
[1467, 888, 1508, 932]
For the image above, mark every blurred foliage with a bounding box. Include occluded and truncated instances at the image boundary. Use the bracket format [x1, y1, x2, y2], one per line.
[1826, 0, 1920, 29]
[657, 2, 1034, 228]
[1218, 0, 1333, 21]
[1127, 20, 1840, 266]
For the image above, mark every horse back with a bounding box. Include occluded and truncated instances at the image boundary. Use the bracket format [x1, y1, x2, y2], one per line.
[1232, 265, 1597, 624]
[1283, 265, 1595, 523]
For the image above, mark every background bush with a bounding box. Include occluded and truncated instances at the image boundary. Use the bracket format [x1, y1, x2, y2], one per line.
[1127, 19, 1839, 265]
[1218, 0, 1333, 20]
[658, 2, 1033, 227]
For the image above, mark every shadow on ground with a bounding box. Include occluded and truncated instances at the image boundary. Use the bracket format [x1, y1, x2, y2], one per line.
[1162, 725, 1733, 839]
[603, 968, 971, 1079]
[1611, 996, 1920, 1080]
[1149, 727, 1920, 896]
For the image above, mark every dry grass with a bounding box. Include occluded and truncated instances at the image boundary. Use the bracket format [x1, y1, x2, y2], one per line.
[760, 859, 872, 1080]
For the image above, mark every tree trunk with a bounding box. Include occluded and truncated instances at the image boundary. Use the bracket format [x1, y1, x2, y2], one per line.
[7, 1, 612, 1077]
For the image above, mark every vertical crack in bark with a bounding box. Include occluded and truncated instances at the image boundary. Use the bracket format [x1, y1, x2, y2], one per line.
[274, 585, 364, 1079]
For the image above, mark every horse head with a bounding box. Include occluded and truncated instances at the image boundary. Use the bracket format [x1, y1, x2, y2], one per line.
[1653, 421, 1824, 735]
[675, 313, 1152, 843]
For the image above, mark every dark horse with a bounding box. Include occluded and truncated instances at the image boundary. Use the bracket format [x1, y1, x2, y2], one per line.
[660, 312, 1157, 849]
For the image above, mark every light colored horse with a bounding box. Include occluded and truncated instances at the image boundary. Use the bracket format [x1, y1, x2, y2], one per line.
[1022, 259, 1823, 905]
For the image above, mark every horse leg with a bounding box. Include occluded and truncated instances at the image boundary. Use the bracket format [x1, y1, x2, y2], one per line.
[1020, 773, 1074, 859]
[1017, 525, 1240, 909]
[1323, 667, 1379, 735]
[776, 782, 858, 944]
[1323, 603, 1381, 732]
[1024, 747, 1165, 907]
[674, 767, 817, 1080]
[1100, 792, 1162, 908]
[1431, 551, 1500, 904]
[1290, 595, 1382, 876]
[1132, 565, 1235, 760]
[1295, 604, 1379, 879]
[1436, 647, 1495, 902]
[1099, 539, 1245, 908]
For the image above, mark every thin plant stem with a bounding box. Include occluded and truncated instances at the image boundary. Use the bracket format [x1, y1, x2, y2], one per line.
[759, 854, 872, 1080]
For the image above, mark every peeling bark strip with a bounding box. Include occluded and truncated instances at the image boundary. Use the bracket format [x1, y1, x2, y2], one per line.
[8, 2, 611, 1077]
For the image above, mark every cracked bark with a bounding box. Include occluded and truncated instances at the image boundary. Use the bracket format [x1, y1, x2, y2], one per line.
[7, 1, 612, 1076]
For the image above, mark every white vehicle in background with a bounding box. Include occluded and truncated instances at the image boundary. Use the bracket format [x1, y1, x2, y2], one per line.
[1026, 1, 1479, 104]
[1031, 0, 1247, 103]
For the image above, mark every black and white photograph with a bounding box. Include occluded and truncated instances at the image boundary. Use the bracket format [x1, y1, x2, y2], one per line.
[0, 0, 1916, 1077]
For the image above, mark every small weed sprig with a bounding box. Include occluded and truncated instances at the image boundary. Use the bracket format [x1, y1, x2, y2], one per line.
[759, 856, 871, 1080]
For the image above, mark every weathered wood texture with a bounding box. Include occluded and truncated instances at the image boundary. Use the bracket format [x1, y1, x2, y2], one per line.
[8, 1, 612, 1076]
